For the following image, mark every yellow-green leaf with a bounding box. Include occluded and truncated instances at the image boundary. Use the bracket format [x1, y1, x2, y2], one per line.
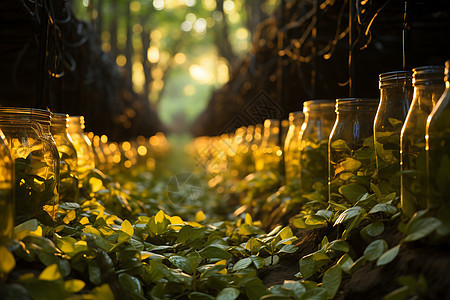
[121, 219, 134, 237]
[65, 279, 85, 293]
[0, 246, 15, 274]
[195, 211, 206, 222]
[39, 264, 62, 281]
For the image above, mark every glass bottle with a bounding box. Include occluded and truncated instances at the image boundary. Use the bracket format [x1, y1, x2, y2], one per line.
[400, 66, 444, 217]
[0, 129, 14, 244]
[328, 98, 379, 204]
[374, 71, 413, 195]
[426, 60, 450, 212]
[299, 100, 336, 196]
[51, 113, 79, 203]
[68, 116, 95, 182]
[0, 108, 59, 225]
[254, 119, 282, 175]
[284, 111, 304, 186]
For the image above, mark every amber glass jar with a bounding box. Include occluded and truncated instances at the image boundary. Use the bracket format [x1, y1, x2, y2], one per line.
[0, 108, 59, 225]
[299, 100, 336, 195]
[0, 129, 14, 244]
[254, 119, 282, 175]
[400, 66, 445, 217]
[328, 98, 379, 203]
[374, 71, 413, 195]
[284, 111, 304, 186]
[51, 113, 79, 203]
[426, 60, 450, 212]
[68, 116, 95, 182]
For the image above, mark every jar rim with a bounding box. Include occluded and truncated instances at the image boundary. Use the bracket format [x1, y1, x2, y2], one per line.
[0, 107, 51, 124]
[335, 98, 379, 111]
[303, 99, 335, 112]
[412, 65, 444, 85]
[379, 70, 412, 81]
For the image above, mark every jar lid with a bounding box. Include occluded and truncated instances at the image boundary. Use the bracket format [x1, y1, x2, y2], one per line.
[303, 100, 335, 113]
[335, 98, 379, 112]
[412, 65, 444, 86]
[69, 115, 86, 129]
[0, 107, 52, 125]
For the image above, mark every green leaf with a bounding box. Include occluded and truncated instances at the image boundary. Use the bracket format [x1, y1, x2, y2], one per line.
[361, 221, 385, 238]
[188, 292, 215, 300]
[245, 238, 266, 253]
[199, 246, 232, 260]
[404, 217, 442, 242]
[341, 158, 362, 172]
[326, 240, 349, 253]
[169, 255, 193, 274]
[299, 288, 327, 300]
[39, 264, 62, 281]
[118, 273, 143, 296]
[382, 286, 410, 300]
[338, 184, 367, 204]
[331, 139, 350, 151]
[364, 239, 388, 261]
[250, 255, 265, 269]
[369, 203, 397, 215]
[0, 246, 15, 274]
[216, 287, 240, 300]
[337, 254, 353, 273]
[121, 219, 134, 237]
[233, 257, 252, 271]
[14, 219, 39, 240]
[278, 244, 298, 254]
[377, 245, 400, 266]
[92, 284, 115, 300]
[334, 206, 363, 226]
[322, 264, 342, 299]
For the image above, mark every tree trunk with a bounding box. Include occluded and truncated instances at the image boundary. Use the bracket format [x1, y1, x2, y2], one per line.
[140, 16, 151, 101]
[214, 0, 238, 70]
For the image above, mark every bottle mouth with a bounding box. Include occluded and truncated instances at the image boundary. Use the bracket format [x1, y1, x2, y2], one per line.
[0, 107, 52, 125]
[445, 60, 450, 82]
[335, 98, 379, 112]
[413, 65, 444, 85]
[379, 70, 412, 88]
[51, 113, 69, 127]
[303, 99, 335, 113]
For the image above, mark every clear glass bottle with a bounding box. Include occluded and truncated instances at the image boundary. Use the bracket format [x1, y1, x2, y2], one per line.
[0, 108, 59, 225]
[426, 60, 450, 212]
[284, 111, 304, 186]
[400, 66, 445, 217]
[299, 100, 336, 196]
[374, 71, 413, 195]
[0, 129, 14, 244]
[254, 119, 282, 175]
[328, 98, 379, 203]
[51, 113, 79, 203]
[68, 116, 95, 182]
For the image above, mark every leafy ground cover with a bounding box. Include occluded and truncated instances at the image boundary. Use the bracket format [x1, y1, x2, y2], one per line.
[1, 135, 449, 300]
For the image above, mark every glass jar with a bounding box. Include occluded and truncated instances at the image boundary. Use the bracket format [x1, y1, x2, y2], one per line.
[299, 100, 336, 197]
[0, 108, 59, 225]
[400, 66, 445, 217]
[374, 71, 413, 195]
[328, 98, 379, 204]
[0, 129, 14, 244]
[426, 60, 450, 212]
[284, 111, 304, 186]
[51, 113, 79, 203]
[68, 116, 95, 182]
[254, 119, 282, 175]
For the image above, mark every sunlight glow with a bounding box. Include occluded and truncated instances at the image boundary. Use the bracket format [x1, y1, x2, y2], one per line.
[174, 53, 186, 64]
[193, 18, 207, 34]
[181, 21, 192, 32]
[189, 65, 214, 84]
[116, 55, 126, 66]
[223, 0, 235, 12]
[147, 46, 160, 63]
[185, 0, 196, 7]
[153, 0, 164, 10]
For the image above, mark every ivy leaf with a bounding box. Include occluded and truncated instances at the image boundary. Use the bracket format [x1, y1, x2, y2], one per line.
[199, 246, 232, 260]
[64, 279, 85, 293]
[364, 239, 388, 261]
[369, 203, 397, 215]
[233, 257, 252, 272]
[250, 255, 265, 269]
[361, 221, 384, 238]
[377, 245, 400, 266]
[322, 264, 342, 299]
[216, 287, 240, 300]
[188, 292, 215, 300]
[337, 254, 353, 273]
[341, 158, 362, 172]
[245, 238, 266, 253]
[338, 184, 367, 204]
[0, 246, 15, 274]
[169, 256, 193, 274]
[118, 273, 143, 296]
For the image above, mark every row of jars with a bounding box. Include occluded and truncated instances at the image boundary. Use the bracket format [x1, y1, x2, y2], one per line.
[0, 110, 97, 243]
[193, 60, 450, 219]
